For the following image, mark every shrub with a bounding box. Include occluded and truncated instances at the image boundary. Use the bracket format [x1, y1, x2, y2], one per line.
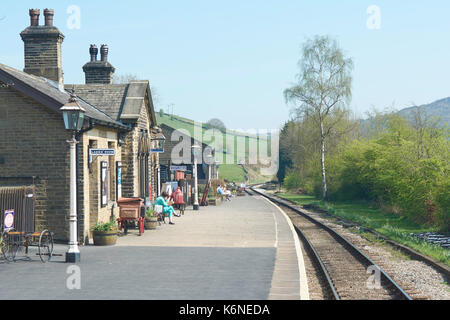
[284, 171, 302, 190]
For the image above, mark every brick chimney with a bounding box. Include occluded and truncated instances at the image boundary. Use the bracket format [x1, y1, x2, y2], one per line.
[20, 8, 64, 84]
[82, 44, 115, 84]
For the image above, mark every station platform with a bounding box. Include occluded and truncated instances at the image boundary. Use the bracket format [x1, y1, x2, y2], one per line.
[117, 193, 309, 300]
[0, 194, 309, 300]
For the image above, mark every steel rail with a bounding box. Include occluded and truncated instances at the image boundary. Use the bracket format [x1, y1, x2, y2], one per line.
[250, 187, 413, 301]
[245, 188, 339, 299]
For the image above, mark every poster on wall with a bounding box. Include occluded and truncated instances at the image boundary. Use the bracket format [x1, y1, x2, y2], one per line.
[116, 161, 122, 199]
[3, 209, 14, 230]
[101, 161, 108, 207]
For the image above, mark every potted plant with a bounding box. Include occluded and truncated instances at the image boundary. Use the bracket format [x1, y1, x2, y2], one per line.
[91, 221, 118, 246]
[144, 208, 159, 230]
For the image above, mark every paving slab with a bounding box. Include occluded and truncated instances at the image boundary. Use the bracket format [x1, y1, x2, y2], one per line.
[0, 194, 308, 300]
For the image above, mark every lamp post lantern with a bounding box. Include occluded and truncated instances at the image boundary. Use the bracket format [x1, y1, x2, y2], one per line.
[205, 153, 213, 182]
[60, 92, 85, 263]
[150, 128, 166, 153]
[191, 142, 201, 211]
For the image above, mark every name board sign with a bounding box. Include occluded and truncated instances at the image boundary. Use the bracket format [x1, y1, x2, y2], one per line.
[170, 165, 187, 172]
[4, 210, 14, 230]
[151, 148, 164, 153]
[90, 149, 115, 156]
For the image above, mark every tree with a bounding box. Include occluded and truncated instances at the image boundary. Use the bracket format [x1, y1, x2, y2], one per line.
[112, 73, 161, 108]
[284, 36, 353, 200]
[112, 73, 138, 84]
[277, 121, 294, 183]
[205, 118, 226, 133]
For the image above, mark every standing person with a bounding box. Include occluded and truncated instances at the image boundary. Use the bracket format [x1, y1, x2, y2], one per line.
[170, 186, 184, 216]
[155, 191, 176, 225]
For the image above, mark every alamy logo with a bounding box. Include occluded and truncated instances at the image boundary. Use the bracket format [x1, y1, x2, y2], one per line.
[366, 265, 381, 290]
[66, 265, 81, 290]
[169, 122, 279, 177]
[366, 5, 381, 30]
[67, 5, 81, 30]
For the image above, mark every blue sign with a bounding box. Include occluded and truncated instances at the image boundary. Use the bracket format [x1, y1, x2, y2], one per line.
[170, 165, 187, 171]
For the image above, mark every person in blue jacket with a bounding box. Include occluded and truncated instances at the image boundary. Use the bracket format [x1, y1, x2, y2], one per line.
[154, 191, 176, 225]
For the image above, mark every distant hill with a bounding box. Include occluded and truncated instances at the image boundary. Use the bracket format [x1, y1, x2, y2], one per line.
[398, 97, 450, 125]
[361, 97, 449, 135]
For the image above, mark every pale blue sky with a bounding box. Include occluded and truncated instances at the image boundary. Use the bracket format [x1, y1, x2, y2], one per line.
[1, 1, 450, 129]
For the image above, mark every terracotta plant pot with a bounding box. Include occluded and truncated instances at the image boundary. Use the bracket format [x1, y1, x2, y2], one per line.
[144, 217, 158, 230]
[92, 230, 117, 246]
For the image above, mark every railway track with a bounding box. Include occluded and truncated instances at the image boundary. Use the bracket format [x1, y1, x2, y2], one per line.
[248, 187, 414, 300]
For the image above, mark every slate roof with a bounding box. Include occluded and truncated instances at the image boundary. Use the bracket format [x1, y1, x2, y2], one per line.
[66, 84, 128, 121]
[0, 63, 129, 130]
[66, 80, 157, 124]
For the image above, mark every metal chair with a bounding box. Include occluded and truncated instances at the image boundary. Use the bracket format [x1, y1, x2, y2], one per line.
[154, 204, 165, 224]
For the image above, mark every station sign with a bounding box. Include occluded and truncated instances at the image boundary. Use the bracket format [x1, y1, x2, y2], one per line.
[170, 165, 187, 172]
[89, 149, 115, 156]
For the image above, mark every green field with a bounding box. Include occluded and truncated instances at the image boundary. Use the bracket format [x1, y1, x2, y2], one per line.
[157, 112, 272, 183]
[156, 113, 270, 160]
[277, 192, 450, 266]
[218, 164, 247, 183]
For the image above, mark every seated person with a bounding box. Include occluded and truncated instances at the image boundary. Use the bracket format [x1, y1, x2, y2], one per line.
[154, 191, 176, 224]
[224, 186, 232, 200]
[217, 185, 231, 201]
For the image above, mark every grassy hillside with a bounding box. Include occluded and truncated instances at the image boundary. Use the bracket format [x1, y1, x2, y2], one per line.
[156, 112, 272, 183]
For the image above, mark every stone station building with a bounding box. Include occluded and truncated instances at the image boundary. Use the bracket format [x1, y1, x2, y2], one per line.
[0, 9, 160, 243]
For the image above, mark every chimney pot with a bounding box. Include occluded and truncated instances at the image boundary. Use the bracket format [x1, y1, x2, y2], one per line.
[43, 8, 54, 26]
[83, 44, 115, 84]
[29, 9, 40, 27]
[89, 44, 98, 62]
[100, 44, 109, 62]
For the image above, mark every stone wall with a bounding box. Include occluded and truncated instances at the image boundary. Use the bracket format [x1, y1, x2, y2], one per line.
[81, 127, 121, 243]
[0, 84, 70, 240]
[121, 99, 156, 200]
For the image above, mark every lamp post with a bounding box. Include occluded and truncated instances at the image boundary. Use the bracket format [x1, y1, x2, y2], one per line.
[191, 142, 201, 211]
[215, 160, 219, 180]
[60, 93, 85, 263]
[205, 153, 213, 182]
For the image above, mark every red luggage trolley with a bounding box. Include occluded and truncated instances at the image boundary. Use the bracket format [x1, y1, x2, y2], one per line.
[117, 197, 145, 236]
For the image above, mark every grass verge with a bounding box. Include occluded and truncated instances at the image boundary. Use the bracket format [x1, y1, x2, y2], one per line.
[218, 164, 247, 182]
[277, 192, 450, 267]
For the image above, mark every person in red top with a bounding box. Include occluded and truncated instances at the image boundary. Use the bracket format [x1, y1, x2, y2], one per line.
[170, 186, 184, 216]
